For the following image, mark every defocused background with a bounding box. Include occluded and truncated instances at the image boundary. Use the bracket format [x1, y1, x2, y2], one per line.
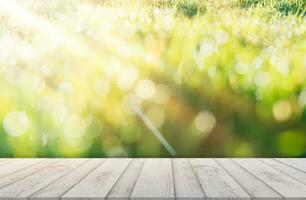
[0, 0, 305, 158]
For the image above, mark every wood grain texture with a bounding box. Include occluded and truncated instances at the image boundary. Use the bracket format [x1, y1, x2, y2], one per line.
[276, 158, 306, 173]
[31, 159, 104, 200]
[260, 159, 306, 186]
[0, 159, 86, 199]
[107, 159, 144, 200]
[173, 159, 205, 199]
[0, 159, 52, 189]
[62, 158, 131, 199]
[235, 159, 306, 199]
[0, 158, 304, 199]
[217, 159, 282, 200]
[190, 159, 251, 200]
[130, 158, 175, 199]
[0, 159, 44, 179]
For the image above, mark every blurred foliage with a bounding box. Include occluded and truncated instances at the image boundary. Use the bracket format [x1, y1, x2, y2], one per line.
[175, 0, 206, 18]
[0, 0, 305, 158]
[234, 0, 305, 16]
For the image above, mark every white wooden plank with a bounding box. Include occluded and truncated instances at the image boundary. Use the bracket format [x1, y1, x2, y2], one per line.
[260, 159, 306, 185]
[276, 159, 306, 173]
[173, 159, 205, 199]
[106, 159, 144, 200]
[0, 158, 17, 167]
[0, 159, 86, 199]
[0, 159, 9, 166]
[130, 159, 174, 199]
[190, 159, 251, 200]
[217, 159, 282, 200]
[0, 159, 45, 179]
[0, 159, 61, 189]
[0, 158, 305, 199]
[30, 159, 104, 200]
[235, 159, 306, 199]
[62, 158, 131, 199]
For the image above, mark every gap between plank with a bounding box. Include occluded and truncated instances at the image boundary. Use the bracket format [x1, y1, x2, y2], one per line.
[59, 159, 106, 198]
[261, 159, 306, 187]
[215, 159, 257, 199]
[188, 159, 207, 200]
[126, 159, 146, 200]
[29, 159, 90, 198]
[274, 159, 306, 174]
[231, 159, 285, 199]
[0, 159, 48, 190]
[105, 158, 134, 198]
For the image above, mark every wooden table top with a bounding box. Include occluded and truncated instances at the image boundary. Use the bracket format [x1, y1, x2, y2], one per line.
[0, 158, 305, 199]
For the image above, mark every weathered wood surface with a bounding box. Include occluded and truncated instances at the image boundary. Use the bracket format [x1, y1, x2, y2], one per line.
[0, 158, 304, 199]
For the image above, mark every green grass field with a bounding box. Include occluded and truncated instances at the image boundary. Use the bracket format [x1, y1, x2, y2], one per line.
[0, 0, 305, 157]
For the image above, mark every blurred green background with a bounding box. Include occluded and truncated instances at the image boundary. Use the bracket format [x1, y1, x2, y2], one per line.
[0, 0, 305, 158]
